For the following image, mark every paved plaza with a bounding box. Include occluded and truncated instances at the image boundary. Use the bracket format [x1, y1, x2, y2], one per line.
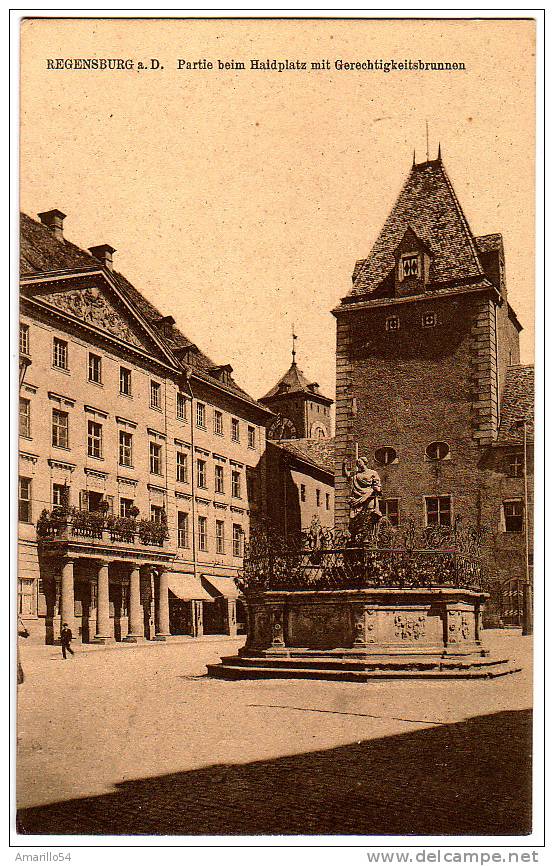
[16, 631, 532, 837]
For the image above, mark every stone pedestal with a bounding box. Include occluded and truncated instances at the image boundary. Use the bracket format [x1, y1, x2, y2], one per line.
[209, 587, 521, 680]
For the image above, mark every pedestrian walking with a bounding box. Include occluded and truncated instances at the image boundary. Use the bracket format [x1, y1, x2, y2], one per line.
[17, 616, 30, 684]
[60, 622, 74, 659]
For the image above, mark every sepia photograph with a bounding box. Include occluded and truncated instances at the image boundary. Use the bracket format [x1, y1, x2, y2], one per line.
[14, 12, 540, 847]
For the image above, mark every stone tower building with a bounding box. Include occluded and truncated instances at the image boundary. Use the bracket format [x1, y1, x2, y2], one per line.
[260, 350, 333, 441]
[332, 150, 533, 615]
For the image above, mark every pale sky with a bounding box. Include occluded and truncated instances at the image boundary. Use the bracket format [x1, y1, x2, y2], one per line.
[20, 18, 536, 404]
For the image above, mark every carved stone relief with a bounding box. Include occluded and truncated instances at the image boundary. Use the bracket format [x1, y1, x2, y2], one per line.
[394, 613, 426, 641]
[448, 611, 472, 642]
[40, 287, 144, 348]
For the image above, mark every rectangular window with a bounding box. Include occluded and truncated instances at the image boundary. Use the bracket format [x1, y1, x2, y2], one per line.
[214, 410, 223, 436]
[18, 578, 35, 616]
[507, 453, 524, 478]
[198, 515, 208, 551]
[216, 520, 225, 554]
[20, 323, 30, 355]
[119, 430, 133, 467]
[87, 420, 103, 458]
[248, 425, 256, 449]
[231, 418, 240, 442]
[20, 398, 31, 438]
[232, 524, 243, 557]
[325, 492, 330, 511]
[119, 366, 132, 396]
[215, 464, 225, 494]
[120, 497, 134, 518]
[149, 442, 162, 475]
[401, 254, 419, 280]
[176, 451, 188, 483]
[316, 489, 321, 507]
[19, 477, 32, 523]
[150, 504, 164, 524]
[231, 470, 241, 499]
[150, 380, 161, 409]
[177, 392, 187, 420]
[503, 500, 524, 533]
[52, 337, 68, 370]
[381, 498, 400, 527]
[197, 459, 207, 489]
[425, 496, 451, 527]
[178, 511, 190, 548]
[52, 483, 69, 508]
[386, 315, 400, 332]
[88, 353, 102, 384]
[300, 484, 306, 503]
[52, 409, 69, 449]
[196, 402, 206, 429]
[422, 312, 437, 329]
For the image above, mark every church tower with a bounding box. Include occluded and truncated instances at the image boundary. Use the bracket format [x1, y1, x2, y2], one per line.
[260, 336, 333, 440]
[333, 148, 522, 532]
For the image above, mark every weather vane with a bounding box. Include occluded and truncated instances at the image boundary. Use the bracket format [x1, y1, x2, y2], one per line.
[292, 325, 297, 364]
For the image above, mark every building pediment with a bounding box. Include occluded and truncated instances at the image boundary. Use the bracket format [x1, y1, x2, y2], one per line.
[21, 271, 179, 369]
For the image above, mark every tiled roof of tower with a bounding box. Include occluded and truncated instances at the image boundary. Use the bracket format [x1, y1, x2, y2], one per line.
[275, 437, 335, 476]
[496, 365, 534, 445]
[20, 212, 268, 411]
[261, 361, 332, 403]
[350, 157, 486, 296]
[475, 233, 503, 254]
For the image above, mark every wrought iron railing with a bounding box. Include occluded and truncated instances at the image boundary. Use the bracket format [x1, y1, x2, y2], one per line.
[36, 509, 168, 548]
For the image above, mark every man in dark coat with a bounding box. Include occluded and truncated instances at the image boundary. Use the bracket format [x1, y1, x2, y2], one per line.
[60, 622, 74, 659]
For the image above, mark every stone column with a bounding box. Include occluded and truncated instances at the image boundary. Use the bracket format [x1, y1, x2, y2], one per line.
[154, 567, 170, 640]
[60, 558, 75, 637]
[95, 560, 113, 643]
[124, 565, 144, 642]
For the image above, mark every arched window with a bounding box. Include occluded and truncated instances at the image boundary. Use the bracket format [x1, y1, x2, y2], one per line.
[425, 441, 450, 461]
[374, 446, 398, 466]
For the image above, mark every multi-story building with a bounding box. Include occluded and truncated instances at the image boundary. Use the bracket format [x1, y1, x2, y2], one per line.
[18, 209, 272, 643]
[332, 150, 534, 622]
[259, 353, 335, 534]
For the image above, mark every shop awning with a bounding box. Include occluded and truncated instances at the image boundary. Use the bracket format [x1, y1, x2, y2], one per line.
[201, 575, 241, 599]
[167, 574, 214, 602]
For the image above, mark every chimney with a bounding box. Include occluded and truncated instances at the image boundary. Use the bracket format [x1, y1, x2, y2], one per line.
[38, 209, 66, 241]
[88, 244, 116, 271]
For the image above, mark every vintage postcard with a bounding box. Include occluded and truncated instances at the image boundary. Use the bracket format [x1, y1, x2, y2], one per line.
[14, 12, 541, 853]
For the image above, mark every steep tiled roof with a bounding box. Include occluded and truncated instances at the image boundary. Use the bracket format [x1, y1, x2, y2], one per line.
[261, 361, 332, 403]
[496, 365, 534, 445]
[275, 437, 335, 476]
[20, 212, 268, 412]
[351, 157, 486, 296]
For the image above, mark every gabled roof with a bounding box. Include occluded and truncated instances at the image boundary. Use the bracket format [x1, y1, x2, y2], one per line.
[260, 361, 332, 404]
[350, 156, 486, 296]
[496, 365, 534, 446]
[20, 212, 270, 414]
[274, 437, 335, 477]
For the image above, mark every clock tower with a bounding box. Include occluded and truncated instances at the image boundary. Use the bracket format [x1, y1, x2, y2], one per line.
[260, 341, 333, 441]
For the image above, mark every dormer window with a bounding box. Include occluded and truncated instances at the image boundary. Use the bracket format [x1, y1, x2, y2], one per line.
[400, 253, 420, 280]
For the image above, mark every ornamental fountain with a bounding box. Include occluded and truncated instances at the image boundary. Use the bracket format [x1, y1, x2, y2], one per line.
[208, 460, 520, 681]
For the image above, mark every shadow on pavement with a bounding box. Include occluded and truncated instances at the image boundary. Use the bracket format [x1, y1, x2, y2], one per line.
[17, 709, 531, 837]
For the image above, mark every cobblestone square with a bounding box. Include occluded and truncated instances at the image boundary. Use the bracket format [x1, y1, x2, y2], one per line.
[17, 631, 532, 837]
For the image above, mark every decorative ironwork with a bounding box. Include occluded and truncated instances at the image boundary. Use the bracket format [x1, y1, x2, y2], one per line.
[36, 507, 168, 548]
[240, 517, 486, 595]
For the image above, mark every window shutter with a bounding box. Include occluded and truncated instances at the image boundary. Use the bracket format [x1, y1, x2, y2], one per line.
[79, 490, 89, 512]
[106, 495, 115, 514]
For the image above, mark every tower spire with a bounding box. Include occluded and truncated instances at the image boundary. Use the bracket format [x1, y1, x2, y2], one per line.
[412, 149, 416, 167]
[291, 325, 297, 365]
[438, 141, 442, 160]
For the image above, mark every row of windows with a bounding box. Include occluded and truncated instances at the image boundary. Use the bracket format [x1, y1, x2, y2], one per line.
[179, 513, 244, 555]
[385, 311, 438, 332]
[196, 402, 256, 447]
[377, 496, 526, 532]
[299, 484, 331, 510]
[21, 326, 258, 445]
